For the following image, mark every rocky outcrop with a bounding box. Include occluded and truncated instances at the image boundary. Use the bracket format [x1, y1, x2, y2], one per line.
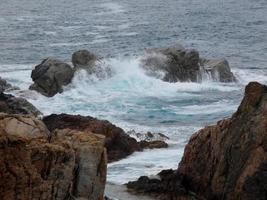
[42, 114, 141, 162]
[140, 44, 236, 83]
[29, 58, 74, 97]
[0, 113, 107, 200]
[0, 93, 42, 117]
[127, 81, 267, 200]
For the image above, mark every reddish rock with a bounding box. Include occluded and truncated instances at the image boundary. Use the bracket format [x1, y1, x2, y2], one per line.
[178, 81, 267, 200]
[127, 81, 267, 200]
[0, 113, 107, 200]
[43, 114, 141, 162]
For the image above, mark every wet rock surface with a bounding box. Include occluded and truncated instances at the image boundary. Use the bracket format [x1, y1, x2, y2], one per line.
[141, 44, 236, 83]
[0, 93, 42, 116]
[29, 58, 74, 97]
[43, 114, 141, 162]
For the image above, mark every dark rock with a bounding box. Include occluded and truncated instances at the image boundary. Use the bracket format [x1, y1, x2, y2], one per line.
[127, 170, 196, 200]
[141, 44, 236, 83]
[200, 58, 236, 82]
[139, 140, 168, 149]
[0, 93, 42, 116]
[29, 58, 74, 97]
[72, 49, 97, 71]
[0, 77, 19, 93]
[42, 113, 141, 162]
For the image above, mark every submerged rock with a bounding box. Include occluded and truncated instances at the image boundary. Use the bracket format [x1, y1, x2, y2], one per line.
[141, 44, 236, 83]
[29, 58, 74, 97]
[72, 49, 98, 71]
[0, 93, 42, 116]
[0, 113, 107, 200]
[72, 49, 113, 79]
[0, 77, 19, 92]
[43, 114, 141, 162]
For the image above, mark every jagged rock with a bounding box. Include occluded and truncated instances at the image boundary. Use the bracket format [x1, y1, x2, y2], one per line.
[0, 132, 76, 200]
[127, 81, 267, 200]
[0, 113, 107, 200]
[42, 114, 141, 162]
[29, 58, 74, 97]
[128, 130, 169, 142]
[141, 44, 236, 83]
[177, 81, 267, 200]
[139, 140, 168, 149]
[52, 129, 107, 200]
[0, 93, 42, 116]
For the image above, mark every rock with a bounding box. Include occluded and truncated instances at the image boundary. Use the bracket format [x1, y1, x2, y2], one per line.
[127, 169, 194, 200]
[139, 140, 168, 149]
[127, 130, 169, 142]
[127, 81, 267, 200]
[29, 58, 74, 97]
[72, 49, 97, 71]
[0, 93, 42, 116]
[0, 113, 107, 200]
[141, 44, 236, 83]
[200, 58, 236, 82]
[0, 77, 18, 92]
[42, 114, 141, 162]
[72, 49, 113, 79]
[0, 113, 50, 139]
[177, 81, 267, 200]
[0, 131, 76, 200]
[52, 129, 107, 200]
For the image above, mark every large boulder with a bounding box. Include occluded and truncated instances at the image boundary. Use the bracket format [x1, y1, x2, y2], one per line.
[42, 114, 141, 162]
[0, 113, 107, 200]
[0, 93, 42, 117]
[127, 82, 267, 200]
[29, 58, 74, 97]
[140, 44, 236, 83]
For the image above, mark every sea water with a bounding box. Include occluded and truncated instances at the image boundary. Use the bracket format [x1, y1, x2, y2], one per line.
[0, 0, 267, 189]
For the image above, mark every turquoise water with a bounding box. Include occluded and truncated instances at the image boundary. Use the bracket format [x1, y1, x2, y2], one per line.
[0, 0, 267, 186]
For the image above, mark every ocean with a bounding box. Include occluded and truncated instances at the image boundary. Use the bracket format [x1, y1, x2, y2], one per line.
[0, 0, 267, 193]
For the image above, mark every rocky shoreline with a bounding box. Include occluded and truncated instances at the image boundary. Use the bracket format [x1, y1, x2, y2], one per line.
[0, 46, 265, 200]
